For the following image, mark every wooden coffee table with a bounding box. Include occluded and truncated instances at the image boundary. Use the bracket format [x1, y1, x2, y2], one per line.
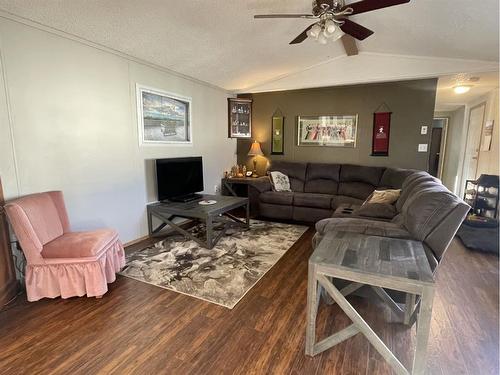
[146, 194, 249, 249]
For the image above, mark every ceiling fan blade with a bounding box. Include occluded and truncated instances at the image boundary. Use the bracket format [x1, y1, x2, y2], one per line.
[343, 0, 410, 15]
[341, 34, 358, 56]
[339, 19, 374, 41]
[254, 14, 315, 19]
[289, 24, 315, 44]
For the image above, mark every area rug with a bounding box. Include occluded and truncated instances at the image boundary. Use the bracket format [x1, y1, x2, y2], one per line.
[120, 220, 308, 308]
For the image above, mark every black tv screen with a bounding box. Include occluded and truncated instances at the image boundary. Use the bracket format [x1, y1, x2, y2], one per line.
[156, 157, 204, 201]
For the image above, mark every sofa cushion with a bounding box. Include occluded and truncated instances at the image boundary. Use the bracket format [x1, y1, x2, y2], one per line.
[353, 203, 397, 219]
[269, 161, 307, 192]
[397, 178, 446, 212]
[379, 168, 415, 189]
[340, 164, 385, 186]
[315, 217, 411, 239]
[338, 182, 375, 200]
[293, 192, 333, 209]
[260, 191, 294, 206]
[259, 203, 293, 220]
[331, 195, 365, 209]
[293, 206, 332, 223]
[304, 163, 340, 194]
[402, 187, 459, 241]
[396, 173, 438, 212]
[42, 229, 117, 258]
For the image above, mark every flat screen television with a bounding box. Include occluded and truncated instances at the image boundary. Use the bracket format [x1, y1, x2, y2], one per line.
[156, 157, 204, 202]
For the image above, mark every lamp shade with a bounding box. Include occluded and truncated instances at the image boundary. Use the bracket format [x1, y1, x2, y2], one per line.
[248, 141, 264, 156]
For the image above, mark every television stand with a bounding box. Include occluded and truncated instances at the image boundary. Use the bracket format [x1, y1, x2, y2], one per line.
[168, 193, 203, 203]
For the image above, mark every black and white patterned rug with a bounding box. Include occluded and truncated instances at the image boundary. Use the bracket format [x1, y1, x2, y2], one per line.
[120, 220, 308, 308]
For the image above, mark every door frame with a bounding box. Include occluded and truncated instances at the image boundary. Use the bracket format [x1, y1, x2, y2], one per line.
[432, 117, 449, 180]
[460, 102, 486, 193]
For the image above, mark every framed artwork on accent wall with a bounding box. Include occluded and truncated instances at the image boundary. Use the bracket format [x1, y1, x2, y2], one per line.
[271, 115, 284, 155]
[297, 115, 357, 147]
[136, 84, 192, 145]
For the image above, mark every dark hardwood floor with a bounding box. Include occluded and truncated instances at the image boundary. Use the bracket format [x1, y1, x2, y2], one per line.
[0, 228, 498, 375]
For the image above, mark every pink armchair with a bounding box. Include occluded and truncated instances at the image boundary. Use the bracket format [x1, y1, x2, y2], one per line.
[4, 191, 125, 301]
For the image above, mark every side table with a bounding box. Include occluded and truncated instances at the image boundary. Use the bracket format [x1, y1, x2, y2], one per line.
[306, 230, 435, 375]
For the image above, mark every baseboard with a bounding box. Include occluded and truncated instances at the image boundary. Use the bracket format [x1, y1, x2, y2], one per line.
[124, 219, 195, 248]
[0, 279, 20, 309]
[124, 235, 150, 247]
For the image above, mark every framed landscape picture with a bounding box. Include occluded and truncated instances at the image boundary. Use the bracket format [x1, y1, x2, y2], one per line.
[137, 84, 192, 145]
[297, 115, 357, 147]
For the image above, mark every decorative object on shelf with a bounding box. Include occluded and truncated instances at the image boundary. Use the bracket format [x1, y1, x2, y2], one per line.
[228, 98, 252, 138]
[481, 120, 494, 151]
[297, 115, 357, 147]
[371, 102, 392, 156]
[463, 174, 499, 220]
[271, 110, 285, 155]
[136, 84, 192, 145]
[248, 141, 264, 177]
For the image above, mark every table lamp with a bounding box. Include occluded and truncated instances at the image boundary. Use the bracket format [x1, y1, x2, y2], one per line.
[247, 141, 264, 177]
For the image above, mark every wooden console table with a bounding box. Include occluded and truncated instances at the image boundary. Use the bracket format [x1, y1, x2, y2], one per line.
[147, 194, 249, 249]
[307, 231, 435, 375]
[221, 176, 268, 197]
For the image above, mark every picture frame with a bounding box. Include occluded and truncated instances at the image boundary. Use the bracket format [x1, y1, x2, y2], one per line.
[271, 115, 285, 155]
[297, 115, 357, 147]
[228, 98, 252, 138]
[136, 84, 192, 145]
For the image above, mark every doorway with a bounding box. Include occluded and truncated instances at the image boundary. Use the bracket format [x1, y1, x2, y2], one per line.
[461, 103, 486, 185]
[429, 118, 449, 178]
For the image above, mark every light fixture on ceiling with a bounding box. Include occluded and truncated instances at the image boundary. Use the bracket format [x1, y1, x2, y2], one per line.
[453, 85, 472, 94]
[306, 18, 345, 44]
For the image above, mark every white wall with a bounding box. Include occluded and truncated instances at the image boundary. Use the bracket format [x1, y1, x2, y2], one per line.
[435, 107, 466, 194]
[475, 89, 499, 177]
[0, 18, 236, 243]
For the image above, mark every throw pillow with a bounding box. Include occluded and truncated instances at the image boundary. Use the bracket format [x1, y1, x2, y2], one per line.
[269, 171, 292, 192]
[353, 203, 397, 219]
[364, 189, 401, 205]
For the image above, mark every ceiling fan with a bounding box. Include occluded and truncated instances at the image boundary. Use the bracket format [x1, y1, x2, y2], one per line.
[254, 0, 410, 56]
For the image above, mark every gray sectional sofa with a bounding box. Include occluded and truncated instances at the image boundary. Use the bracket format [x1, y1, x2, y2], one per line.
[248, 160, 470, 273]
[249, 161, 414, 222]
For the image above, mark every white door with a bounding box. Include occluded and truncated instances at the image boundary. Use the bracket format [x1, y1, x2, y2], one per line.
[462, 103, 486, 185]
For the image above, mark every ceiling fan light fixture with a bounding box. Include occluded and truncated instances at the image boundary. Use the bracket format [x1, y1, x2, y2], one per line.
[308, 24, 322, 38]
[325, 19, 336, 34]
[317, 32, 328, 44]
[331, 28, 344, 41]
[453, 85, 472, 94]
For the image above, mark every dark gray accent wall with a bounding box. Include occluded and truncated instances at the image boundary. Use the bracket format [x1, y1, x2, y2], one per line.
[237, 79, 437, 175]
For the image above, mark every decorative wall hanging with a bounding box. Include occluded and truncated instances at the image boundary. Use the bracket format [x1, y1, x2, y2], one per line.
[372, 102, 392, 156]
[297, 115, 357, 147]
[136, 84, 192, 145]
[228, 98, 252, 138]
[271, 109, 285, 155]
[481, 120, 494, 151]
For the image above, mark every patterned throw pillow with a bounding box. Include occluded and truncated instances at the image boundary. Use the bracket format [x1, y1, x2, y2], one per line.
[269, 171, 292, 192]
[364, 189, 401, 205]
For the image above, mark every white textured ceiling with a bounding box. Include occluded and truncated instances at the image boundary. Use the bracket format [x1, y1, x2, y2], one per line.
[0, 0, 498, 92]
[435, 71, 499, 112]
